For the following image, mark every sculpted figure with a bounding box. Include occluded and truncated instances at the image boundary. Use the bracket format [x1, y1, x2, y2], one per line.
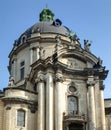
[84, 40, 91, 52]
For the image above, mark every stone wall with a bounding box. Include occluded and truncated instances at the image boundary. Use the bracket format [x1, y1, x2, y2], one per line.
[0, 100, 4, 130]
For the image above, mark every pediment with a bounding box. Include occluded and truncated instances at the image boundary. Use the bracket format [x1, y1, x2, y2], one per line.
[58, 56, 86, 70]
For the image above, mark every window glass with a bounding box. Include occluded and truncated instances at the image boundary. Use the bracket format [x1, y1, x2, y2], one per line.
[20, 61, 25, 67]
[20, 61, 25, 79]
[20, 67, 24, 79]
[17, 109, 25, 127]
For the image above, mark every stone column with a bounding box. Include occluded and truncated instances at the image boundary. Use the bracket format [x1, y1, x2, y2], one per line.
[87, 76, 96, 130]
[55, 70, 64, 130]
[5, 104, 11, 130]
[99, 81, 106, 130]
[46, 71, 54, 130]
[36, 72, 45, 130]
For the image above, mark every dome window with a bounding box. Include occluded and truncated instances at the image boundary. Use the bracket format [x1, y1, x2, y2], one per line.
[21, 35, 27, 44]
[53, 19, 62, 27]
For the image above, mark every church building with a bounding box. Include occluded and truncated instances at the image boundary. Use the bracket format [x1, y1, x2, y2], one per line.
[0, 8, 111, 130]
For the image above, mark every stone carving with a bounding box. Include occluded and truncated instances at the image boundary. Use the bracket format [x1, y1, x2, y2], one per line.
[6, 104, 11, 110]
[28, 104, 37, 113]
[55, 35, 62, 52]
[67, 59, 78, 68]
[55, 73, 64, 82]
[68, 30, 78, 41]
[67, 58, 85, 70]
[84, 40, 91, 52]
[93, 57, 103, 69]
[99, 80, 105, 90]
[39, 47, 44, 59]
[87, 80, 95, 86]
[55, 35, 61, 43]
[35, 74, 45, 83]
[8, 76, 14, 87]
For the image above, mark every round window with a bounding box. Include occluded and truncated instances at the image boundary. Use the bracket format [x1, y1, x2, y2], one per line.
[69, 86, 76, 92]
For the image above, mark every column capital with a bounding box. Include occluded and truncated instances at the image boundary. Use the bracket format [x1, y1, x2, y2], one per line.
[87, 81, 95, 87]
[35, 74, 45, 83]
[55, 73, 64, 82]
[99, 80, 105, 90]
[100, 85, 105, 90]
[87, 75, 96, 86]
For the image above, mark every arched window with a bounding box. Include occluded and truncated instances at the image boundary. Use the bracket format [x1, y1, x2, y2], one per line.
[68, 96, 78, 115]
[17, 109, 25, 127]
[21, 35, 26, 43]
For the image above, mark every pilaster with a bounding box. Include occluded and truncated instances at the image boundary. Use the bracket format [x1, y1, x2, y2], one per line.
[87, 76, 96, 130]
[30, 47, 33, 65]
[36, 72, 45, 130]
[46, 70, 54, 130]
[55, 70, 64, 130]
[30, 43, 40, 65]
[99, 80, 106, 130]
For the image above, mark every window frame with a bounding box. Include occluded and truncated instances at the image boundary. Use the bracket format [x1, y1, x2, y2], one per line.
[17, 109, 26, 127]
[21, 35, 27, 44]
[20, 61, 25, 80]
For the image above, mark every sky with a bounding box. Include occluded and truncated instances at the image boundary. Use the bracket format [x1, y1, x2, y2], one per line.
[0, 0, 111, 98]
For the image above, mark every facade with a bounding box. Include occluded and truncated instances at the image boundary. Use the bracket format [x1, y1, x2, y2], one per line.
[0, 8, 111, 130]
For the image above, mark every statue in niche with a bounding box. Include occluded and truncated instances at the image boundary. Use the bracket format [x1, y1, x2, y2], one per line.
[84, 40, 91, 52]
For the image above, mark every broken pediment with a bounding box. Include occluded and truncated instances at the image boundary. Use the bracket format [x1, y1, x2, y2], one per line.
[59, 57, 86, 70]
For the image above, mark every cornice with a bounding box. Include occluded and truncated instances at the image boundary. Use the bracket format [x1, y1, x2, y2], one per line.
[4, 87, 38, 95]
[2, 97, 37, 105]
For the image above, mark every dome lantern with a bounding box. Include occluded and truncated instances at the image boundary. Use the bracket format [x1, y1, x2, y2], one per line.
[39, 8, 54, 22]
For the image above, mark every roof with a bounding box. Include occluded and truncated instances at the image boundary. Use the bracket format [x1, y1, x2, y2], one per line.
[17, 21, 70, 44]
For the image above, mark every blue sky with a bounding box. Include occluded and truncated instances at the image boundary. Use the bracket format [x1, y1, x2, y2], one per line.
[0, 0, 111, 98]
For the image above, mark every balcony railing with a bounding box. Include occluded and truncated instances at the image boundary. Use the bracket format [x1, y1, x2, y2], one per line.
[63, 113, 86, 123]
